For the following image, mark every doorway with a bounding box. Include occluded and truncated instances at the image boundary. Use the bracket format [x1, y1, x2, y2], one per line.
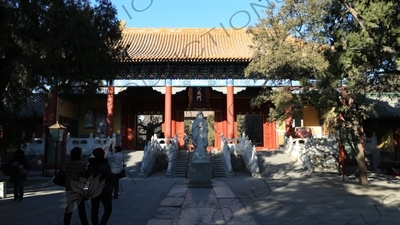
[237, 114, 263, 146]
[136, 114, 163, 148]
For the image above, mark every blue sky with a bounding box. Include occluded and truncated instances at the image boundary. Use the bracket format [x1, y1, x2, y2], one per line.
[109, 0, 281, 28]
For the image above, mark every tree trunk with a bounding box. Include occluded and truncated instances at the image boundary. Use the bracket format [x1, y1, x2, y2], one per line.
[356, 142, 369, 185]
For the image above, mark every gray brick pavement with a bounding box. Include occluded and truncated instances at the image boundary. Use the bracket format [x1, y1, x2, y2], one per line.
[0, 150, 399, 225]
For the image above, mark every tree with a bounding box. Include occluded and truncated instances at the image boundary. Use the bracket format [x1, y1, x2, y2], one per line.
[246, 0, 400, 185]
[0, 0, 125, 111]
[206, 114, 215, 147]
[0, 0, 125, 146]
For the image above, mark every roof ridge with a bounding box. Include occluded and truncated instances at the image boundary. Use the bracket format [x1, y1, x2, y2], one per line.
[122, 28, 249, 34]
[120, 27, 253, 62]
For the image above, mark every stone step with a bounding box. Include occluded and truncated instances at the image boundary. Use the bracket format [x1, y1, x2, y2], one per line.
[172, 150, 191, 178]
[210, 152, 227, 178]
[172, 150, 232, 178]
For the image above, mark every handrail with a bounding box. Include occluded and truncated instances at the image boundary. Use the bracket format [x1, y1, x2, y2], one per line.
[209, 148, 214, 178]
[185, 149, 191, 179]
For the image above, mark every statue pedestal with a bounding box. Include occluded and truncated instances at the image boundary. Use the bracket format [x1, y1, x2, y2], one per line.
[189, 161, 212, 188]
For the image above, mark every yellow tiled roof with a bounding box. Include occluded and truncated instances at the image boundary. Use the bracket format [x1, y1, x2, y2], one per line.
[121, 28, 253, 62]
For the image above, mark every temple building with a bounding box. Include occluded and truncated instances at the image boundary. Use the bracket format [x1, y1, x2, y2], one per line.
[41, 28, 333, 151]
[9, 27, 399, 177]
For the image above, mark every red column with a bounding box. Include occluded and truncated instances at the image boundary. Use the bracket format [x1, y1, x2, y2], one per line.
[226, 79, 234, 138]
[339, 142, 346, 175]
[285, 107, 293, 137]
[107, 86, 114, 137]
[164, 80, 172, 138]
[215, 111, 223, 149]
[172, 120, 176, 139]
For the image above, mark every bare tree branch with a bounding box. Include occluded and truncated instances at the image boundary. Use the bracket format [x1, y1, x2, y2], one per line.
[341, 1, 366, 30]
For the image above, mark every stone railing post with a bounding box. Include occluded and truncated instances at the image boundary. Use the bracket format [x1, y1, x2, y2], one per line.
[66, 132, 71, 153]
[251, 145, 259, 173]
[88, 133, 94, 152]
[220, 133, 225, 151]
[287, 136, 294, 153]
[166, 134, 179, 177]
[112, 133, 116, 149]
[223, 139, 232, 173]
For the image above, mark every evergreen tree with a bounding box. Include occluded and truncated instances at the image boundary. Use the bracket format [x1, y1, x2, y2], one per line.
[0, 0, 125, 110]
[246, 0, 400, 185]
[0, 0, 125, 146]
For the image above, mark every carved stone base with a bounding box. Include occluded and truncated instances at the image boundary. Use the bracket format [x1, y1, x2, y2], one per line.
[188, 162, 212, 188]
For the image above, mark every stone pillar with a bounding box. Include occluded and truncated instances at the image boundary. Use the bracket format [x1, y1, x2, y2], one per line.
[165, 79, 172, 138]
[226, 79, 234, 138]
[107, 86, 114, 137]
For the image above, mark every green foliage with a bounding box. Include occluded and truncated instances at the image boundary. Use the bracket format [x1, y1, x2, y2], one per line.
[237, 115, 263, 144]
[206, 114, 215, 146]
[184, 119, 192, 142]
[246, 0, 400, 142]
[0, 0, 125, 112]
[0, 0, 125, 148]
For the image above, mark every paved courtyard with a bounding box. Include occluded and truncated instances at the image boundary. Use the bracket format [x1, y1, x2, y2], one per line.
[0, 150, 399, 225]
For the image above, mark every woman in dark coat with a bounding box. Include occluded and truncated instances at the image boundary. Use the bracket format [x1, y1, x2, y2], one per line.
[86, 148, 113, 225]
[9, 149, 30, 202]
[64, 147, 89, 225]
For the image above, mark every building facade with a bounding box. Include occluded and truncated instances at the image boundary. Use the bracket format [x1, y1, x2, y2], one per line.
[42, 28, 326, 151]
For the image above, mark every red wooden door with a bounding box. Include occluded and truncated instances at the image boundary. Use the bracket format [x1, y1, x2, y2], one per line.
[215, 111, 223, 149]
[263, 119, 277, 150]
[122, 115, 136, 150]
[175, 110, 185, 149]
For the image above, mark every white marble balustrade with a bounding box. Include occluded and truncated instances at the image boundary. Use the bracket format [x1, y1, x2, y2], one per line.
[139, 134, 179, 178]
[221, 133, 260, 177]
[284, 133, 378, 172]
[220, 135, 233, 174]
[23, 132, 116, 155]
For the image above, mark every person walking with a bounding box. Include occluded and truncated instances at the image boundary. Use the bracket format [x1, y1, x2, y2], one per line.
[64, 147, 89, 225]
[8, 149, 30, 202]
[106, 146, 124, 199]
[86, 148, 113, 225]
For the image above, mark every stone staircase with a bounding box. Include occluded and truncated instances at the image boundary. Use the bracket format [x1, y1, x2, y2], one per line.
[211, 151, 227, 178]
[171, 150, 229, 178]
[172, 150, 191, 178]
